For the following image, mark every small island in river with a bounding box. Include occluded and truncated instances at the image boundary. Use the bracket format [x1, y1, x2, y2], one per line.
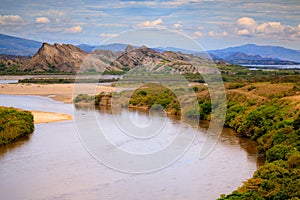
[0, 107, 34, 145]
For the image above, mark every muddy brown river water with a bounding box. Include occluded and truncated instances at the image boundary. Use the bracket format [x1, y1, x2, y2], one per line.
[0, 94, 259, 200]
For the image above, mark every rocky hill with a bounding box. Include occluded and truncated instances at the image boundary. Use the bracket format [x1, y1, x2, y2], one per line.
[1, 42, 217, 74]
[22, 43, 88, 73]
[110, 45, 215, 74]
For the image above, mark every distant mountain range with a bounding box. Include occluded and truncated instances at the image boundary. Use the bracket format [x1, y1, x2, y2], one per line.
[0, 34, 42, 56]
[209, 52, 299, 65]
[208, 44, 300, 63]
[1, 33, 300, 65]
[6, 42, 215, 74]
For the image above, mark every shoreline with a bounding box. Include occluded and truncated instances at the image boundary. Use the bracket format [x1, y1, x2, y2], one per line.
[0, 83, 114, 124]
[0, 83, 115, 103]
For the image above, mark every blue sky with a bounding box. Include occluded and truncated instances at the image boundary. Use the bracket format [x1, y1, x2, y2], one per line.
[1, 0, 300, 50]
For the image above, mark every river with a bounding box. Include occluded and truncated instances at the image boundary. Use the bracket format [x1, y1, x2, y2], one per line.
[0, 94, 259, 200]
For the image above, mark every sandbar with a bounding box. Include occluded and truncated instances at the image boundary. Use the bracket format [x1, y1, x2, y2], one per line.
[31, 110, 73, 124]
[0, 83, 114, 103]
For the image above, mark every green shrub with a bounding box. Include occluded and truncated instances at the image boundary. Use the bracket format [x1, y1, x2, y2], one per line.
[0, 107, 34, 145]
[74, 94, 94, 103]
[266, 144, 296, 162]
[227, 83, 246, 89]
[137, 90, 147, 96]
[248, 85, 257, 91]
[293, 115, 300, 130]
[184, 106, 200, 119]
[127, 84, 180, 114]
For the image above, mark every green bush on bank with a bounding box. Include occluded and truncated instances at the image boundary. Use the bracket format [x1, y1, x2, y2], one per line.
[127, 84, 181, 115]
[184, 100, 212, 120]
[0, 107, 34, 145]
[218, 99, 300, 199]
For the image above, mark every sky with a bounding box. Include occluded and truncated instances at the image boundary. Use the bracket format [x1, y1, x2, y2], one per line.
[1, 0, 300, 50]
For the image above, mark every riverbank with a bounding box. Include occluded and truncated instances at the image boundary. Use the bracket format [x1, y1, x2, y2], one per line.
[0, 94, 259, 200]
[1, 81, 300, 199]
[0, 83, 115, 124]
[0, 83, 114, 103]
[75, 81, 300, 199]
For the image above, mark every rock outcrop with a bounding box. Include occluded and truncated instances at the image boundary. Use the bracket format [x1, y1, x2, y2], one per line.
[19, 43, 215, 74]
[22, 43, 88, 73]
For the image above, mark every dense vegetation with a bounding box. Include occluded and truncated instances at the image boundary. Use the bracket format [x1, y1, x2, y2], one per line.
[180, 65, 300, 83]
[177, 78, 300, 199]
[0, 107, 34, 145]
[218, 64, 300, 83]
[126, 83, 181, 115]
[217, 85, 300, 199]
[0, 61, 75, 75]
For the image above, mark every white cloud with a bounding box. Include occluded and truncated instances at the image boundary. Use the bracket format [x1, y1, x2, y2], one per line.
[194, 31, 203, 38]
[0, 15, 23, 25]
[208, 31, 228, 37]
[255, 22, 284, 34]
[237, 29, 251, 36]
[137, 18, 163, 27]
[162, 0, 201, 6]
[35, 17, 50, 23]
[237, 17, 257, 29]
[122, 1, 156, 6]
[99, 33, 118, 37]
[236, 17, 257, 35]
[162, 1, 188, 6]
[235, 17, 300, 40]
[65, 25, 83, 33]
[197, 26, 204, 30]
[173, 23, 182, 29]
[291, 25, 300, 39]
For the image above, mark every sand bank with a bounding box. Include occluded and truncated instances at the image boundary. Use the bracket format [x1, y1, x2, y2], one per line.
[31, 110, 73, 124]
[0, 83, 114, 103]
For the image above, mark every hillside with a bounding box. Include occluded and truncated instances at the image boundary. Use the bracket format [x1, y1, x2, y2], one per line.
[220, 52, 299, 65]
[0, 33, 42, 56]
[22, 43, 124, 73]
[110, 45, 217, 74]
[1, 33, 300, 74]
[1, 33, 300, 65]
[22, 43, 89, 73]
[12, 42, 216, 74]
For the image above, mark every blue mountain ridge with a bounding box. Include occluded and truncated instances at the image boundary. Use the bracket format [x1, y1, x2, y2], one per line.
[1, 33, 300, 64]
[208, 44, 300, 63]
[0, 33, 43, 56]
